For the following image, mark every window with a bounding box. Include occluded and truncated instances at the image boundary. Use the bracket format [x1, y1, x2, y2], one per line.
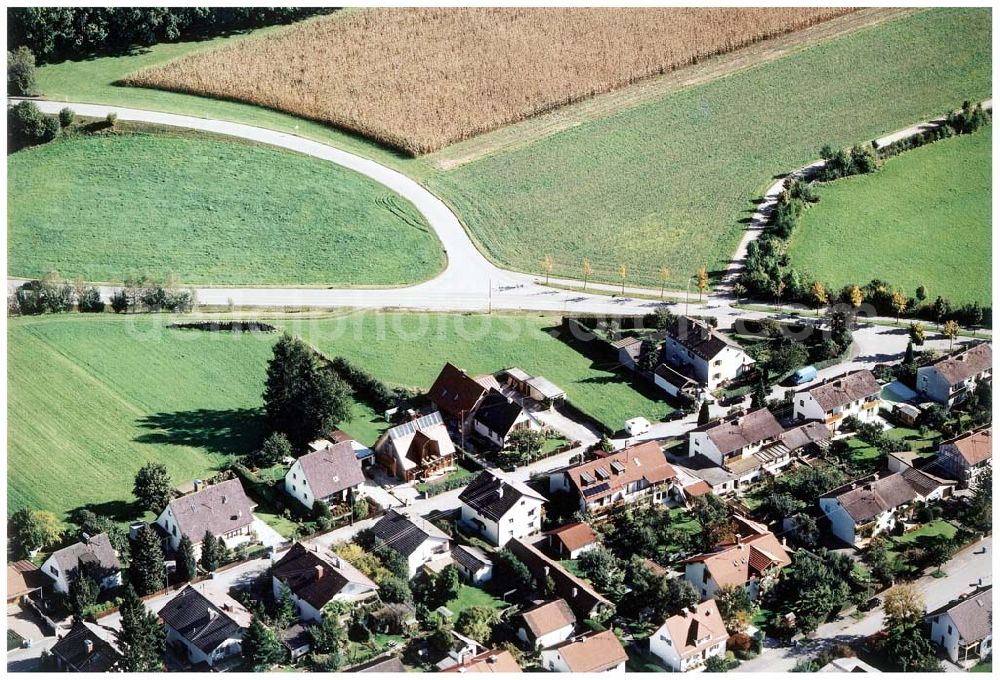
[292, 484, 296, 491]
[702, 569, 709, 584]
[51, 566, 59, 577]
[948, 625, 953, 635]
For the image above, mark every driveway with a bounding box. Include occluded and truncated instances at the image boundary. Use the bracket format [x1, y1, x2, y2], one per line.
[251, 516, 287, 550]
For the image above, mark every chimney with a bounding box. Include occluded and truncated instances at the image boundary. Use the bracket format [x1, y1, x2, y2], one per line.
[497, 483, 504, 499]
[688, 604, 698, 614]
[193, 479, 202, 492]
[543, 565, 550, 577]
[572, 586, 578, 598]
[208, 609, 218, 621]
[83, 639, 94, 655]
[315, 565, 324, 581]
[221, 495, 228, 504]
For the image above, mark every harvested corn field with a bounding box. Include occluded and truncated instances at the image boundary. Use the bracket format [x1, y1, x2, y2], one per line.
[123, 7, 851, 155]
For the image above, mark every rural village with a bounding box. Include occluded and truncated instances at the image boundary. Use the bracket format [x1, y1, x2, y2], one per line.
[5, 5, 994, 676]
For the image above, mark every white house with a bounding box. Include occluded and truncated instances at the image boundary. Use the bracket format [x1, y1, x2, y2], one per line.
[459, 469, 546, 546]
[649, 600, 728, 672]
[155, 478, 255, 557]
[518, 599, 577, 650]
[688, 408, 787, 491]
[917, 343, 992, 406]
[937, 428, 992, 488]
[41, 533, 122, 595]
[819, 468, 954, 547]
[792, 369, 881, 431]
[539, 630, 628, 673]
[369, 508, 451, 577]
[450, 545, 493, 586]
[158, 584, 251, 669]
[663, 316, 754, 390]
[545, 522, 598, 560]
[271, 543, 379, 622]
[927, 587, 993, 665]
[471, 389, 541, 449]
[284, 440, 366, 512]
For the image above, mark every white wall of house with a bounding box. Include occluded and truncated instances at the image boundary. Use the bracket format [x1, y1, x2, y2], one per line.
[819, 498, 859, 546]
[664, 340, 751, 390]
[456, 563, 492, 586]
[460, 497, 543, 547]
[518, 622, 576, 650]
[272, 576, 323, 622]
[156, 506, 184, 552]
[689, 431, 770, 466]
[384, 537, 450, 578]
[793, 392, 879, 431]
[473, 412, 539, 449]
[683, 562, 720, 601]
[40, 558, 121, 595]
[284, 460, 315, 512]
[649, 626, 725, 672]
[165, 625, 241, 668]
[930, 612, 993, 664]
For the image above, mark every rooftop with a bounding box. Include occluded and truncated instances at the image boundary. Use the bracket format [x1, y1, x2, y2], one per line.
[165, 478, 255, 542]
[294, 440, 366, 500]
[695, 408, 784, 456]
[459, 468, 546, 522]
[370, 508, 450, 557]
[520, 598, 577, 639]
[545, 629, 628, 673]
[925, 343, 992, 386]
[658, 600, 728, 660]
[801, 369, 880, 412]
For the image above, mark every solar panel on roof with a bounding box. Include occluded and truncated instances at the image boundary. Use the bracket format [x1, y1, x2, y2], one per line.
[582, 482, 610, 497]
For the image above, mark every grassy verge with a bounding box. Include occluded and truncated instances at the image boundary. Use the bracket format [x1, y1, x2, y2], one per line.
[445, 584, 508, 617]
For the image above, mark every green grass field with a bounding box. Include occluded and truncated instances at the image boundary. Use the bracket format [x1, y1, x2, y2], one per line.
[272, 312, 674, 431]
[8, 130, 443, 286]
[7, 315, 386, 520]
[445, 584, 508, 617]
[788, 128, 991, 304]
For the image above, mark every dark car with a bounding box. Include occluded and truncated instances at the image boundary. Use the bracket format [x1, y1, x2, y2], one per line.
[859, 597, 882, 612]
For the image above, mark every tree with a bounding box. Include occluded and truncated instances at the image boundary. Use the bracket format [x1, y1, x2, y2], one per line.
[263, 334, 352, 448]
[578, 546, 627, 601]
[130, 525, 165, 595]
[491, 550, 534, 594]
[248, 431, 292, 469]
[8, 100, 58, 145]
[378, 575, 412, 604]
[848, 285, 863, 310]
[58, 106, 75, 128]
[715, 584, 754, 631]
[864, 536, 901, 587]
[658, 267, 671, 298]
[200, 531, 226, 572]
[110, 289, 129, 313]
[697, 400, 711, 426]
[8, 46, 38, 96]
[68, 572, 100, 618]
[733, 282, 747, 302]
[790, 513, 819, 547]
[809, 280, 828, 315]
[176, 535, 197, 582]
[310, 614, 347, 655]
[503, 428, 545, 466]
[77, 286, 105, 312]
[435, 565, 461, 605]
[750, 378, 768, 409]
[890, 290, 908, 322]
[695, 267, 709, 301]
[903, 341, 914, 367]
[690, 494, 734, 550]
[908, 322, 925, 346]
[133, 462, 173, 513]
[883, 585, 939, 672]
[932, 296, 951, 329]
[915, 285, 927, 303]
[582, 258, 592, 290]
[9, 508, 62, 558]
[963, 467, 991, 533]
[116, 585, 165, 671]
[276, 580, 297, 628]
[541, 254, 554, 285]
[618, 264, 627, 294]
[942, 319, 960, 350]
[242, 615, 286, 671]
[456, 606, 498, 643]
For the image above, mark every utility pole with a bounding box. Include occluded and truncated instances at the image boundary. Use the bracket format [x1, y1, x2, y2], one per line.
[488, 278, 492, 314]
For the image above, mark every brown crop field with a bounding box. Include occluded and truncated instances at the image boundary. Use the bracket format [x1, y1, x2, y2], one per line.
[123, 7, 851, 155]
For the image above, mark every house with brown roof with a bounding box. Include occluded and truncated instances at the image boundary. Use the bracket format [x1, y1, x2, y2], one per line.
[663, 316, 754, 390]
[272, 543, 378, 622]
[517, 599, 577, 649]
[649, 600, 728, 672]
[539, 629, 628, 673]
[374, 410, 457, 481]
[927, 586, 993, 665]
[611, 335, 644, 371]
[284, 440, 366, 512]
[7, 560, 45, 603]
[40, 533, 122, 595]
[429, 362, 494, 433]
[545, 522, 598, 559]
[937, 427, 992, 488]
[917, 343, 992, 407]
[793, 369, 881, 431]
[819, 468, 954, 547]
[689, 408, 788, 487]
[155, 478, 255, 558]
[439, 649, 522, 673]
[680, 516, 791, 601]
[459, 469, 547, 546]
[550, 441, 677, 516]
[508, 536, 613, 621]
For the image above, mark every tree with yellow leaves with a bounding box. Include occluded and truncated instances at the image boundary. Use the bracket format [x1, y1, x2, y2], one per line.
[695, 267, 709, 301]
[942, 319, 960, 350]
[541, 254, 554, 285]
[848, 285, 863, 309]
[657, 266, 670, 298]
[809, 280, 828, 315]
[582, 258, 593, 290]
[891, 290, 908, 323]
[618, 264, 627, 294]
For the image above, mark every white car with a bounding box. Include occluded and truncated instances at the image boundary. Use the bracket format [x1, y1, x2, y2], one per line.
[624, 417, 651, 437]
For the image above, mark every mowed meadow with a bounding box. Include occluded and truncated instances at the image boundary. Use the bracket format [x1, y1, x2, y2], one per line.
[123, 7, 848, 155]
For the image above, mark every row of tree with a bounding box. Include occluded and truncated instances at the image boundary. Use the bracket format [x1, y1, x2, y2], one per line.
[8, 271, 197, 316]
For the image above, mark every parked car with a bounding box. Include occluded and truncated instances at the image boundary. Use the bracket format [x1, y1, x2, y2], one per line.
[859, 597, 882, 612]
[792, 365, 817, 385]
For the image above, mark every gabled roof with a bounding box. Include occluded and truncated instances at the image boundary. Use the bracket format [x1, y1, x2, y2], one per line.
[666, 316, 743, 360]
[294, 440, 365, 500]
[823, 469, 954, 523]
[370, 508, 450, 557]
[508, 537, 611, 619]
[451, 544, 492, 573]
[800, 370, 880, 412]
[272, 543, 377, 610]
[8, 560, 46, 599]
[382, 411, 456, 468]
[778, 421, 832, 451]
[694, 408, 784, 456]
[925, 343, 992, 386]
[944, 428, 993, 467]
[610, 335, 643, 350]
[565, 441, 676, 503]
[545, 630, 628, 672]
[657, 600, 728, 660]
[459, 469, 546, 522]
[654, 362, 699, 388]
[545, 522, 598, 553]
[50, 620, 123, 672]
[429, 362, 489, 420]
[927, 587, 993, 644]
[472, 389, 527, 437]
[46, 533, 121, 578]
[350, 655, 408, 673]
[440, 649, 521, 673]
[521, 598, 577, 639]
[165, 478, 255, 542]
[157, 584, 250, 654]
[680, 525, 791, 588]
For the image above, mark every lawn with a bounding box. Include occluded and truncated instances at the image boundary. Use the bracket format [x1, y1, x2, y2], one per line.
[887, 519, 961, 565]
[445, 584, 507, 617]
[8, 129, 444, 286]
[272, 312, 674, 431]
[425, 8, 990, 287]
[788, 127, 991, 304]
[971, 660, 992, 673]
[7, 315, 386, 520]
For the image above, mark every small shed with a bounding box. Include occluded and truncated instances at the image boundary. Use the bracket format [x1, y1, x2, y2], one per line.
[894, 402, 921, 426]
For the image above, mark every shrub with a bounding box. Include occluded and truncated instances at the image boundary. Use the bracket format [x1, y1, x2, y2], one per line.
[105, 112, 117, 128]
[77, 286, 105, 312]
[58, 106, 75, 128]
[8, 101, 58, 146]
[328, 356, 400, 411]
[7, 46, 38, 96]
[728, 632, 752, 652]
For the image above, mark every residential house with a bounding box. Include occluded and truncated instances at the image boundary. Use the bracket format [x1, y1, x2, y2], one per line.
[502, 368, 566, 407]
[450, 544, 493, 586]
[649, 600, 728, 672]
[663, 316, 754, 390]
[41, 533, 122, 595]
[429, 362, 496, 432]
[539, 630, 628, 673]
[369, 508, 451, 577]
[349, 656, 408, 673]
[50, 620, 124, 672]
[508, 536, 614, 621]
[550, 441, 677, 516]
[472, 389, 541, 449]
[439, 649, 522, 673]
[653, 362, 701, 400]
[272, 542, 379, 622]
[154, 478, 255, 556]
[284, 440, 366, 512]
[374, 411, 457, 481]
[688, 408, 787, 488]
[680, 516, 791, 600]
[280, 623, 313, 662]
[459, 469, 547, 546]
[518, 599, 577, 649]
[819, 468, 955, 547]
[818, 657, 882, 672]
[611, 336, 644, 371]
[7, 560, 45, 603]
[937, 428, 992, 488]
[917, 343, 992, 406]
[545, 522, 598, 560]
[158, 584, 252, 669]
[927, 587, 993, 665]
[793, 370, 881, 431]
